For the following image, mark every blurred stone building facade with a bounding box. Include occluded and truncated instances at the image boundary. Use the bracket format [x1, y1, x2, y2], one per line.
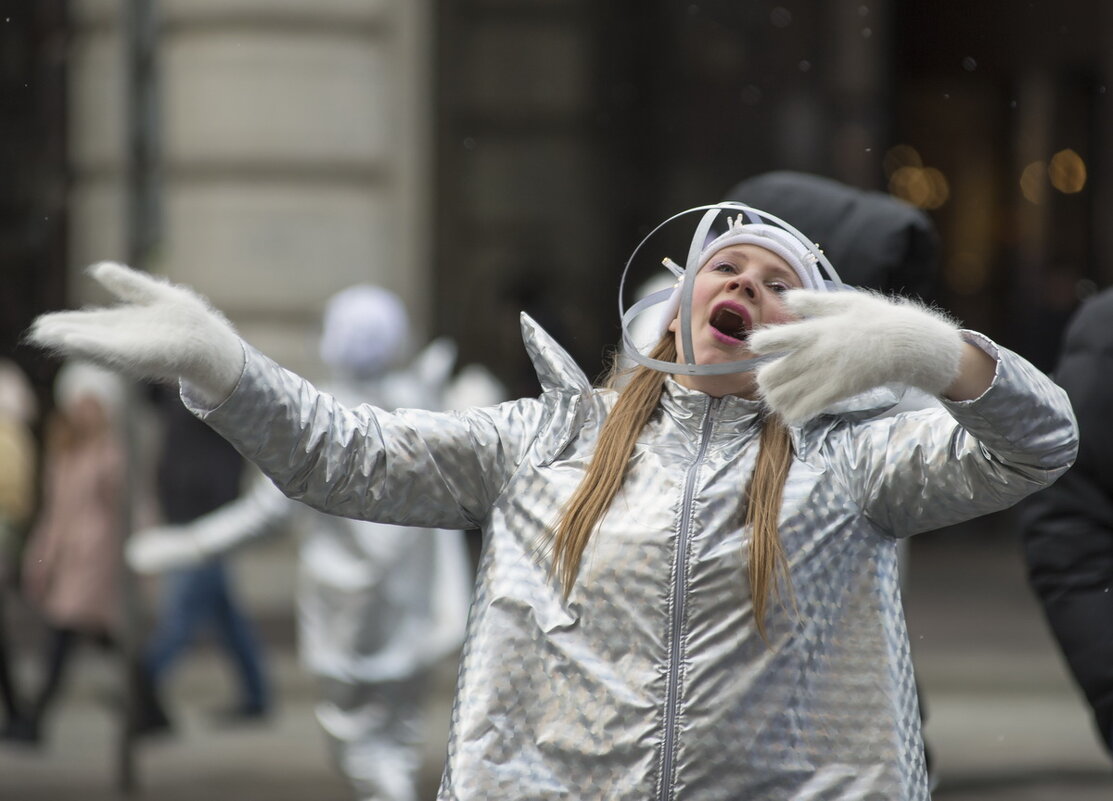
[65, 0, 434, 380]
[3, 0, 1112, 391]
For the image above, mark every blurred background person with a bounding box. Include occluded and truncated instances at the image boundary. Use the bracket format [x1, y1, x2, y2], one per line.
[129, 388, 273, 735]
[16, 361, 128, 744]
[0, 359, 38, 742]
[1020, 286, 1113, 758]
[126, 285, 500, 801]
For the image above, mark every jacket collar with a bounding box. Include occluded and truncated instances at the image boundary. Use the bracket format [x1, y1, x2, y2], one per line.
[660, 376, 764, 431]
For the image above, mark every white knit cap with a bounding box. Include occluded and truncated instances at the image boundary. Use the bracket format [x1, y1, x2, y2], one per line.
[653, 220, 826, 336]
[319, 285, 411, 378]
[697, 221, 825, 290]
[54, 360, 125, 416]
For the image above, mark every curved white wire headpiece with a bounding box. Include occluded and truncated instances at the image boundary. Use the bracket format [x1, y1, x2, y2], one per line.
[618, 202, 845, 376]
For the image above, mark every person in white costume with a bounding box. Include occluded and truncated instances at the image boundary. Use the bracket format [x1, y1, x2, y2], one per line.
[127, 286, 497, 801]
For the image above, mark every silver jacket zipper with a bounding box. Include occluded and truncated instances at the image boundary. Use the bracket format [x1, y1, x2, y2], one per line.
[657, 395, 720, 801]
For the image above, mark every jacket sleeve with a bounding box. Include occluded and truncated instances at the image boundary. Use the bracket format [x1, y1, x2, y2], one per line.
[1019, 292, 1113, 752]
[181, 344, 547, 530]
[831, 331, 1079, 537]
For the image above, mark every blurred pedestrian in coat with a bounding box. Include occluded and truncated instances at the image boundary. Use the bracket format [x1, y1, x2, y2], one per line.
[19, 361, 127, 742]
[0, 359, 38, 741]
[1020, 286, 1113, 756]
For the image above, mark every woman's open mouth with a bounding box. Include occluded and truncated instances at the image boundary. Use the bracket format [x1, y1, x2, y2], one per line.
[709, 303, 751, 344]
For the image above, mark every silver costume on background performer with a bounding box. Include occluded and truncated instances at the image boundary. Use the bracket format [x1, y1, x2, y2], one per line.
[129, 286, 488, 801]
[183, 310, 1076, 801]
[170, 360, 473, 801]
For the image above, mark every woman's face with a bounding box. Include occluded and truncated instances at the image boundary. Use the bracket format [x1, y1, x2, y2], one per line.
[668, 243, 803, 397]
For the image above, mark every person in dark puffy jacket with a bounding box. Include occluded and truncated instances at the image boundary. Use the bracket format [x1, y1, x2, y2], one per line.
[1019, 286, 1113, 756]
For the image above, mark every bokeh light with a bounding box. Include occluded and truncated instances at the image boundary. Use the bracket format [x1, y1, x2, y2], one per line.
[1020, 161, 1048, 204]
[1048, 148, 1086, 194]
[883, 144, 923, 177]
[888, 164, 949, 209]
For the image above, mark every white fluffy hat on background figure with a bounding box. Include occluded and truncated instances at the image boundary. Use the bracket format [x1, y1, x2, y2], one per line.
[319, 285, 412, 379]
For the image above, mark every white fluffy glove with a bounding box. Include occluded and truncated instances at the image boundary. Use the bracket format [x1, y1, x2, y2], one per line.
[126, 527, 206, 574]
[27, 262, 245, 407]
[749, 290, 965, 425]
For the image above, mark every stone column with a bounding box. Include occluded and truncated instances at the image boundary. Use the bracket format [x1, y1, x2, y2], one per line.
[68, 0, 433, 378]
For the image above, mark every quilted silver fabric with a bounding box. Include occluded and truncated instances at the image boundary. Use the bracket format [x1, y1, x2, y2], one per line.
[186, 315, 1077, 801]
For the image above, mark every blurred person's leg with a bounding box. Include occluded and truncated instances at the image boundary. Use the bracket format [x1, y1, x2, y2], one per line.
[134, 564, 215, 734]
[315, 672, 428, 801]
[0, 592, 35, 742]
[145, 564, 213, 678]
[0, 631, 18, 721]
[208, 558, 269, 718]
[128, 655, 170, 736]
[25, 627, 79, 739]
[0, 596, 20, 719]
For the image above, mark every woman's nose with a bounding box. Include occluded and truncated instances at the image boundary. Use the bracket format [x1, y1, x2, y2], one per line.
[728, 275, 758, 299]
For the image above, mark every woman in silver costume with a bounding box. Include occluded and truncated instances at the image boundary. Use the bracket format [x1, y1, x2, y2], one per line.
[28, 204, 1077, 801]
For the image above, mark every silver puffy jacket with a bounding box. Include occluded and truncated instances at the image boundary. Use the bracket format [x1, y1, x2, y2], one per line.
[187, 315, 1077, 801]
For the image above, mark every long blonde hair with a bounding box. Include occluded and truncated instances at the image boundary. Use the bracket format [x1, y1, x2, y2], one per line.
[551, 335, 795, 640]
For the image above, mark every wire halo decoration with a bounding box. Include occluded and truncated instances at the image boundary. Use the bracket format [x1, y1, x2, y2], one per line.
[618, 202, 846, 376]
